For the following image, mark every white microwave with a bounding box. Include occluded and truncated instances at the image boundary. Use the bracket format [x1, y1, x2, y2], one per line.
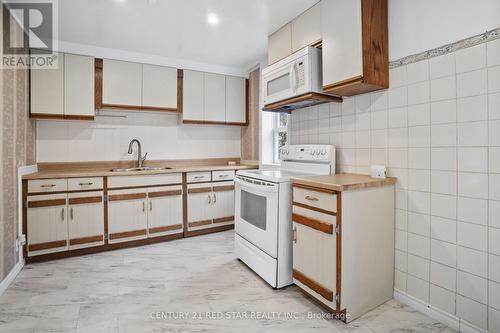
[262, 46, 323, 107]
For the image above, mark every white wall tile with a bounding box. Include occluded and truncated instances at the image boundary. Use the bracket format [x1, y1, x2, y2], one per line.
[407, 275, 430, 302]
[431, 76, 456, 102]
[389, 66, 407, 88]
[488, 38, 500, 67]
[356, 131, 371, 148]
[489, 66, 500, 93]
[489, 281, 500, 311]
[370, 91, 388, 111]
[408, 212, 431, 237]
[490, 227, 500, 256]
[431, 170, 457, 195]
[342, 131, 356, 148]
[396, 209, 408, 231]
[457, 246, 488, 278]
[388, 86, 408, 108]
[431, 194, 456, 220]
[408, 190, 431, 215]
[371, 148, 387, 165]
[371, 129, 388, 148]
[408, 253, 430, 279]
[489, 307, 500, 333]
[431, 239, 457, 267]
[491, 147, 500, 173]
[458, 172, 489, 199]
[395, 270, 407, 291]
[458, 147, 488, 173]
[430, 261, 456, 291]
[456, 294, 487, 329]
[490, 254, 500, 283]
[490, 200, 500, 229]
[408, 103, 431, 126]
[457, 95, 488, 122]
[395, 249, 407, 272]
[388, 148, 408, 168]
[341, 98, 355, 115]
[456, 44, 487, 73]
[457, 69, 488, 98]
[490, 120, 500, 146]
[409, 126, 431, 147]
[431, 216, 457, 244]
[431, 123, 457, 147]
[396, 189, 408, 210]
[457, 222, 488, 252]
[408, 81, 430, 105]
[490, 174, 500, 201]
[457, 121, 488, 147]
[371, 110, 388, 130]
[431, 99, 457, 124]
[389, 168, 409, 189]
[388, 107, 408, 128]
[431, 147, 457, 171]
[409, 147, 430, 169]
[356, 112, 371, 130]
[490, 93, 500, 120]
[429, 53, 455, 79]
[430, 284, 456, 315]
[395, 229, 408, 251]
[457, 271, 488, 304]
[457, 197, 488, 225]
[409, 169, 431, 192]
[407, 60, 429, 84]
[388, 128, 408, 148]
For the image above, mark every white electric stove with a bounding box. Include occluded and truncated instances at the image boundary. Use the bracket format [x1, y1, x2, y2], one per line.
[234, 144, 335, 288]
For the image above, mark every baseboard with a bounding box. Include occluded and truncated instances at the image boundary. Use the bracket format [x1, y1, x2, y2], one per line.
[0, 259, 24, 297]
[394, 289, 488, 333]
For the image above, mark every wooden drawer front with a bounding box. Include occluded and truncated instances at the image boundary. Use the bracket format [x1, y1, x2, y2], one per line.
[187, 172, 211, 183]
[108, 173, 182, 188]
[293, 186, 337, 214]
[212, 170, 235, 181]
[68, 177, 103, 191]
[28, 179, 67, 193]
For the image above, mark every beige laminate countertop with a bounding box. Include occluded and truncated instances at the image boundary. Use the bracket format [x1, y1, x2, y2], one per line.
[23, 164, 256, 180]
[291, 173, 397, 192]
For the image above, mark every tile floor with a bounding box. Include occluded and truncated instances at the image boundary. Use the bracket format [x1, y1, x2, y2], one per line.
[0, 231, 456, 333]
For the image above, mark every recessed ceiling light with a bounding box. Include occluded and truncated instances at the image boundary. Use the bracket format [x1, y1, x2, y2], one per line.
[207, 13, 219, 25]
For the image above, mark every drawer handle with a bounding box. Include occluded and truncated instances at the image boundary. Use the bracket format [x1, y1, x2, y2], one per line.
[305, 196, 319, 202]
[61, 208, 65, 221]
[193, 176, 205, 179]
[40, 184, 56, 188]
[293, 226, 297, 243]
[70, 207, 74, 220]
[78, 182, 93, 186]
[218, 175, 229, 178]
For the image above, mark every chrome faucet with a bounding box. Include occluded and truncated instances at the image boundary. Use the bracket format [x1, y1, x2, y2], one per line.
[128, 139, 147, 168]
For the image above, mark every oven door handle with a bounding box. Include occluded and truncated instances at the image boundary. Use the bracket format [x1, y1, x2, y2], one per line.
[235, 178, 279, 193]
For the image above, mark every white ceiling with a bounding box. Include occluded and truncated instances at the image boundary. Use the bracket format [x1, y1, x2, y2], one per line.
[55, 0, 319, 73]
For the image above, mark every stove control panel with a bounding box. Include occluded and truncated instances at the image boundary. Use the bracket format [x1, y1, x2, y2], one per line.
[280, 145, 334, 162]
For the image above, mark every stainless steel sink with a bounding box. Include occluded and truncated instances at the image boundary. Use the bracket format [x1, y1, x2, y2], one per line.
[110, 167, 172, 172]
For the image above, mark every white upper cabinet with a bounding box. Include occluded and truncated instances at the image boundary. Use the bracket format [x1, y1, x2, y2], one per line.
[64, 54, 95, 117]
[102, 59, 142, 106]
[291, 2, 321, 53]
[183, 70, 205, 121]
[225, 76, 246, 124]
[31, 52, 64, 116]
[142, 64, 177, 109]
[268, 23, 292, 65]
[204, 73, 226, 122]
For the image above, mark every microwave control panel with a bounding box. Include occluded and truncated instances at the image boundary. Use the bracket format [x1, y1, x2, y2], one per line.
[296, 61, 305, 87]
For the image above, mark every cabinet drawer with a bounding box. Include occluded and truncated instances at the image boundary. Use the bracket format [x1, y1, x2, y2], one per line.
[187, 172, 211, 183]
[28, 179, 67, 193]
[212, 170, 235, 181]
[293, 186, 337, 213]
[68, 177, 103, 191]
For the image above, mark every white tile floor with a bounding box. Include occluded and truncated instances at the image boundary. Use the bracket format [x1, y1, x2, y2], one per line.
[0, 231, 455, 333]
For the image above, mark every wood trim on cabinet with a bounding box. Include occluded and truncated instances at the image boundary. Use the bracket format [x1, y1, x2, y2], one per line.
[188, 220, 212, 228]
[244, 78, 250, 126]
[187, 187, 212, 194]
[107, 183, 182, 191]
[182, 119, 248, 126]
[27, 198, 66, 208]
[293, 269, 334, 302]
[109, 229, 147, 240]
[213, 216, 234, 224]
[148, 189, 182, 198]
[292, 213, 334, 235]
[29, 240, 67, 252]
[22, 180, 28, 257]
[182, 173, 188, 237]
[212, 185, 235, 192]
[108, 193, 147, 201]
[296, 286, 347, 323]
[262, 92, 342, 112]
[184, 224, 233, 238]
[323, 76, 364, 92]
[68, 196, 103, 205]
[336, 192, 342, 310]
[100, 104, 179, 113]
[103, 177, 109, 245]
[149, 224, 183, 234]
[95, 58, 103, 109]
[292, 183, 338, 195]
[30, 114, 95, 121]
[177, 69, 183, 114]
[292, 201, 336, 216]
[69, 235, 103, 246]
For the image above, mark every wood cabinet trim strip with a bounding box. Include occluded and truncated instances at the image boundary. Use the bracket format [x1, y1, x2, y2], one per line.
[212, 185, 235, 192]
[109, 229, 147, 240]
[69, 235, 104, 246]
[182, 120, 247, 127]
[68, 196, 103, 205]
[108, 193, 147, 201]
[187, 187, 212, 194]
[292, 201, 336, 216]
[149, 224, 183, 234]
[262, 92, 342, 112]
[323, 75, 364, 92]
[148, 190, 182, 198]
[27, 198, 66, 208]
[108, 183, 182, 191]
[292, 183, 338, 194]
[188, 220, 212, 228]
[336, 192, 342, 310]
[213, 216, 234, 224]
[292, 213, 334, 235]
[292, 269, 334, 302]
[29, 240, 67, 252]
[100, 103, 179, 113]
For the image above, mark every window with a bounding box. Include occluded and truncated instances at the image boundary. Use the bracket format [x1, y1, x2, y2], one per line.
[273, 113, 288, 163]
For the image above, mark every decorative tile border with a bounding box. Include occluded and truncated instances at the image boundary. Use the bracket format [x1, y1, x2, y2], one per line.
[389, 27, 500, 68]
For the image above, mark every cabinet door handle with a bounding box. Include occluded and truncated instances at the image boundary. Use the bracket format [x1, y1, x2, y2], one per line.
[293, 226, 297, 243]
[207, 194, 211, 204]
[149, 201, 152, 211]
[142, 201, 145, 213]
[70, 207, 73, 220]
[61, 208, 65, 221]
[78, 182, 93, 186]
[218, 175, 229, 178]
[194, 176, 204, 179]
[305, 195, 319, 202]
[41, 184, 56, 188]
[213, 193, 216, 204]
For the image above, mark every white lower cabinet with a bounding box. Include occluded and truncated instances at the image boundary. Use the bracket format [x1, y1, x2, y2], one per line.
[108, 189, 148, 244]
[212, 183, 235, 226]
[147, 186, 183, 237]
[68, 191, 105, 250]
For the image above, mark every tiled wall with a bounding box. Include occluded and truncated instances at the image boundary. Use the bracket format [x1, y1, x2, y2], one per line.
[289, 38, 500, 331]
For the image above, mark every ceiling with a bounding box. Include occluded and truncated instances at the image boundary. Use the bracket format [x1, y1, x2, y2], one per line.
[54, 0, 319, 73]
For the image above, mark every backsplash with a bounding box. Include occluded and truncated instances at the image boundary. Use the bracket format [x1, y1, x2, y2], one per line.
[289, 38, 500, 331]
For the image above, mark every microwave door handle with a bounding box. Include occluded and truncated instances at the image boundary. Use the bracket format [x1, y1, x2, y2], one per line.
[289, 65, 296, 93]
[293, 63, 299, 92]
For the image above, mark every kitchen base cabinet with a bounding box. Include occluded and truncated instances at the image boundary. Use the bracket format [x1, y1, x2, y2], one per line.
[147, 185, 183, 237]
[211, 183, 235, 226]
[108, 189, 148, 244]
[292, 183, 394, 323]
[68, 191, 105, 250]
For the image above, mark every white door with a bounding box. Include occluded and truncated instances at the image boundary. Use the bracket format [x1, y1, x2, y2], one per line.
[268, 23, 292, 65]
[225, 76, 246, 123]
[321, 0, 363, 87]
[67, 191, 104, 250]
[204, 73, 226, 122]
[142, 64, 178, 109]
[102, 59, 142, 106]
[108, 189, 148, 243]
[234, 177, 279, 258]
[30, 52, 64, 116]
[27, 194, 68, 256]
[183, 70, 204, 121]
[212, 182, 235, 225]
[291, 2, 322, 52]
[147, 186, 183, 237]
[187, 184, 213, 230]
[64, 54, 95, 117]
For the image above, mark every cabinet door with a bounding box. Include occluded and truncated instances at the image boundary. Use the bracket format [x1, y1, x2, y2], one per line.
[27, 194, 68, 256]
[30, 52, 64, 116]
[142, 64, 178, 109]
[102, 59, 142, 106]
[108, 190, 148, 243]
[183, 70, 204, 121]
[147, 186, 183, 237]
[225, 76, 246, 124]
[204, 73, 226, 122]
[67, 191, 104, 249]
[212, 182, 235, 226]
[268, 23, 292, 65]
[64, 54, 95, 117]
[187, 184, 213, 230]
[291, 2, 322, 52]
[321, 0, 363, 88]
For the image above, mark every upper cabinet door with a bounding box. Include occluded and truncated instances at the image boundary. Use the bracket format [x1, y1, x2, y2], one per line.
[225, 76, 246, 124]
[64, 54, 95, 117]
[204, 73, 226, 122]
[321, 0, 363, 88]
[183, 70, 204, 121]
[102, 59, 142, 106]
[142, 64, 177, 109]
[268, 23, 292, 65]
[291, 2, 322, 53]
[31, 52, 64, 116]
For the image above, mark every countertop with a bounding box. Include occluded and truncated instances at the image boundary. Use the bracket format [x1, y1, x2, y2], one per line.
[291, 173, 397, 192]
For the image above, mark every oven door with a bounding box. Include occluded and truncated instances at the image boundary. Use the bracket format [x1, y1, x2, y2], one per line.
[235, 176, 279, 258]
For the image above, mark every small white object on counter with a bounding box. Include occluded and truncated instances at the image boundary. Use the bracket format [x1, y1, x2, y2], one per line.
[370, 165, 387, 179]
